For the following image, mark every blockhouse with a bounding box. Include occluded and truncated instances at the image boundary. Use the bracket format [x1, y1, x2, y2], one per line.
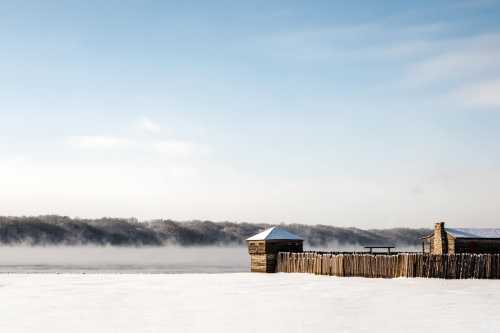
[247, 227, 303, 272]
[422, 222, 500, 254]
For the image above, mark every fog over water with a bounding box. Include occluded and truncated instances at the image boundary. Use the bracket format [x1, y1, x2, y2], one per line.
[0, 243, 422, 274]
[0, 246, 249, 273]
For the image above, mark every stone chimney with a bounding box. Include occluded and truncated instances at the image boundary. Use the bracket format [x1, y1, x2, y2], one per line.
[433, 222, 448, 254]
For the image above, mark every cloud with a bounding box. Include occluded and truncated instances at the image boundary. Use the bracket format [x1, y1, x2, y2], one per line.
[377, 40, 439, 59]
[67, 135, 209, 159]
[153, 140, 197, 157]
[450, 80, 500, 109]
[67, 118, 208, 156]
[405, 33, 500, 86]
[67, 136, 133, 150]
[137, 117, 161, 134]
[261, 23, 498, 89]
[252, 21, 449, 62]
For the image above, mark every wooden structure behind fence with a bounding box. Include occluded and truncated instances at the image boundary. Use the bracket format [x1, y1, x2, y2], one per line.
[276, 252, 500, 279]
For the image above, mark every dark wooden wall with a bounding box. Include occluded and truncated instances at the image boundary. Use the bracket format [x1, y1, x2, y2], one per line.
[265, 240, 303, 254]
[454, 239, 500, 254]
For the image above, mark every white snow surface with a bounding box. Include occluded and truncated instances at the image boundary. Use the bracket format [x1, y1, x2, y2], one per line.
[1, 273, 499, 333]
[246, 226, 303, 240]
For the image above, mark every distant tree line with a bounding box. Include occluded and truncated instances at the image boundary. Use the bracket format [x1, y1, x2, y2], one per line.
[0, 216, 430, 247]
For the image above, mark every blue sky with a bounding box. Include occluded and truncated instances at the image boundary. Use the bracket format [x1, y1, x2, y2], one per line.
[1, 0, 500, 227]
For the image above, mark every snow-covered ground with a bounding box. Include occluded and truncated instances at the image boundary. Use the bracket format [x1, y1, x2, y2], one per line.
[1, 273, 499, 333]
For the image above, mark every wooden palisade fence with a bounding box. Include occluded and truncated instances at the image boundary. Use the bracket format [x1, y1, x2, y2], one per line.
[276, 252, 500, 279]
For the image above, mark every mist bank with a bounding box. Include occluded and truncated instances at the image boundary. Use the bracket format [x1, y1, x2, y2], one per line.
[0, 246, 249, 273]
[0, 216, 430, 248]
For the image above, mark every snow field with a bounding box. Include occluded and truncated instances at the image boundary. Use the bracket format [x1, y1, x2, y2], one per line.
[0, 273, 499, 333]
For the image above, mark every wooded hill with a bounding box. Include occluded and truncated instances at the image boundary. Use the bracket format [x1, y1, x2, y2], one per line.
[0, 216, 430, 247]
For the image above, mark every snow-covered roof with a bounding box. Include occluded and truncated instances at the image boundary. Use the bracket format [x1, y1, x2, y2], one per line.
[246, 227, 303, 241]
[446, 228, 500, 239]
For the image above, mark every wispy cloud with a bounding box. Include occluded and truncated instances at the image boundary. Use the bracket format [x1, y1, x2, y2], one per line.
[398, 31, 500, 111]
[450, 79, 500, 109]
[406, 33, 500, 86]
[67, 118, 208, 157]
[255, 17, 500, 97]
[136, 117, 161, 134]
[67, 135, 209, 159]
[153, 140, 197, 157]
[67, 136, 133, 150]
[252, 21, 449, 62]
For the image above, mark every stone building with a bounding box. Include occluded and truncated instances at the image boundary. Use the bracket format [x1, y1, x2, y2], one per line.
[422, 222, 500, 254]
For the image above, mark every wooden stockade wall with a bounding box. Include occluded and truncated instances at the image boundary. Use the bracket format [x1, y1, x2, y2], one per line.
[276, 252, 500, 279]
